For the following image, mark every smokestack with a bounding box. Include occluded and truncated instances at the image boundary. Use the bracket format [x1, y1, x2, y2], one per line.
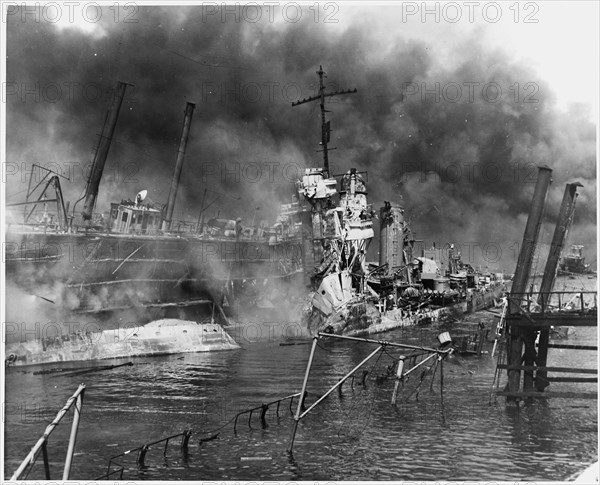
[81, 81, 130, 221]
[162, 101, 196, 231]
[379, 202, 405, 275]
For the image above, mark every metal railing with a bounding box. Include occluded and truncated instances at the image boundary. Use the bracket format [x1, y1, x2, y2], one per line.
[101, 428, 193, 479]
[287, 333, 454, 453]
[232, 392, 302, 431]
[11, 384, 86, 480]
[509, 291, 597, 314]
[99, 391, 302, 479]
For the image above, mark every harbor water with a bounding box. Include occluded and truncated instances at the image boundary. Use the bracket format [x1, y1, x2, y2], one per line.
[4, 277, 597, 481]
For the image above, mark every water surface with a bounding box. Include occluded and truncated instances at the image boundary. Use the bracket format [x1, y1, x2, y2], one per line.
[4, 277, 597, 481]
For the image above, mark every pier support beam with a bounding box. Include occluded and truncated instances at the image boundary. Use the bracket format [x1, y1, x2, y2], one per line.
[506, 166, 552, 401]
[535, 182, 582, 391]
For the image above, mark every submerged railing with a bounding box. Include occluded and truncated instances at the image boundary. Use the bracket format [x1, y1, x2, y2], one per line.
[98, 330, 453, 477]
[98, 391, 302, 478]
[11, 384, 85, 480]
[287, 332, 454, 453]
[232, 392, 302, 431]
[99, 429, 194, 479]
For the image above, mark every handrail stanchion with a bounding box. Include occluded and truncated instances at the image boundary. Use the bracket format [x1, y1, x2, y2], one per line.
[287, 336, 318, 454]
[11, 384, 86, 481]
[63, 386, 85, 479]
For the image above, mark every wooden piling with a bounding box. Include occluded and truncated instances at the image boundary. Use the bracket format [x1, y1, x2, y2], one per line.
[506, 166, 552, 402]
[536, 183, 582, 391]
[500, 296, 597, 400]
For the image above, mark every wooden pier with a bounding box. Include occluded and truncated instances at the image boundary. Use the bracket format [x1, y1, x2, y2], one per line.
[497, 290, 597, 401]
[493, 173, 597, 403]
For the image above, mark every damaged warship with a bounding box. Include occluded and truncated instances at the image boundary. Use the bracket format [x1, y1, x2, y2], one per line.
[4, 81, 303, 365]
[275, 66, 508, 336]
[558, 244, 594, 276]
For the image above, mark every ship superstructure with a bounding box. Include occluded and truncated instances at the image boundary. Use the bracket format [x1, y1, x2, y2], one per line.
[281, 66, 507, 335]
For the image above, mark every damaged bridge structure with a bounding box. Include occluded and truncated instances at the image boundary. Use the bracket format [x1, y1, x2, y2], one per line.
[493, 167, 597, 403]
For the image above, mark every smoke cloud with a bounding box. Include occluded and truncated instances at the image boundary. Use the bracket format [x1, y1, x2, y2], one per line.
[5, 4, 597, 272]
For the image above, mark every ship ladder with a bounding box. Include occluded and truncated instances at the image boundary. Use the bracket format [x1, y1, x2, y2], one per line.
[489, 335, 508, 404]
[490, 297, 508, 358]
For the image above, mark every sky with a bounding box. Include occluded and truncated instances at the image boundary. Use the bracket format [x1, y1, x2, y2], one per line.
[2, 1, 598, 271]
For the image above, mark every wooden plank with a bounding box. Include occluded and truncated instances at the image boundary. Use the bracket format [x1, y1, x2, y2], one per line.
[547, 377, 597, 383]
[497, 364, 597, 374]
[545, 344, 598, 350]
[508, 319, 597, 328]
[496, 391, 597, 399]
[508, 311, 597, 317]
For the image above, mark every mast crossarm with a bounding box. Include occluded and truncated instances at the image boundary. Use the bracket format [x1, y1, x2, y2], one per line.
[291, 88, 358, 107]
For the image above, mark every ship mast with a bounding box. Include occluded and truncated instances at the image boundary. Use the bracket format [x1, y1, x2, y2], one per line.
[82, 81, 131, 221]
[162, 101, 196, 232]
[292, 65, 357, 175]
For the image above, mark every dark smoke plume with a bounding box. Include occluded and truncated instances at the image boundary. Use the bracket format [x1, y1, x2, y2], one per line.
[6, 5, 597, 272]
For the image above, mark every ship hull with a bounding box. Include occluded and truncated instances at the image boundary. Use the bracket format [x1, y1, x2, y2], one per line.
[558, 259, 591, 275]
[5, 229, 304, 344]
[309, 282, 508, 337]
[5, 319, 239, 367]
